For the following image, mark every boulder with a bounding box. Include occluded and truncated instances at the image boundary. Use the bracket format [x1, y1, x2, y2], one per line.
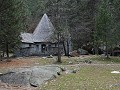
[78, 48, 89, 55]
[0, 66, 61, 87]
[70, 50, 79, 57]
[29, 68, 56, 87]
[0, 72, 31, 86]
[65, 69, 77, 74]
[29, 66, 61, 87]
[47, 55, 53, 58]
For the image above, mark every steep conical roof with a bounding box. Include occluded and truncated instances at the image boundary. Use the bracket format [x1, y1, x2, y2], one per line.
[33, 13, 55, 42]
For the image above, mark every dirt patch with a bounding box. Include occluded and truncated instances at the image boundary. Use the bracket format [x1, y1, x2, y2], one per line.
[0, 81, 36, 90]
[0, 57, 40, 90]
[0, 57, 39, 69]
[0, 55, 97, 90]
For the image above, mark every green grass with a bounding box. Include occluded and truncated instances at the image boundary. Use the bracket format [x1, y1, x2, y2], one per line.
[37, 56, 82, 65]
[39, 65, 120, 90]
[90, 56, 120, 64]
[0, 69, 8, 74]
[38, 58, 55, 65]
[37, 56, 120, 90]
[0, 56, 120, 90]
[37, 56, 120, 65]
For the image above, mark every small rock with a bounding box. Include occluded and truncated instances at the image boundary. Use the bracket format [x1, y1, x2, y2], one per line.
[60, 67, 66, 71]
[72, 69, 77, 73]
[65, 70, 76, 74]
[88, 60, 92, 64]
[65, 70, 72, 74]
[69, 61, 73, 64]
[42, 57, 46, 59]
[113, 84, 120, 86]
[84, 60, 92, 64]
[57, 72, 61, 75]
[101, 54, 106, 57]
[47, 55, 53, 58]
[110, 84, 120, 87]
[111, 71, 120, 74]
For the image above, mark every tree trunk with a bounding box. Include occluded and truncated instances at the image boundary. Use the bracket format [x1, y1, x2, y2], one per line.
[62, 41, 67, 56]
[110, 45, 113, 56]
[105, 40, 109, 58]
[0, 50, 2, 61]
[6, 41, 9, 58]
[94, 42, 99, 55]
[2, 51, 4, 57]
[95, 47, 98, 55]
[66, 39, 70, 57]
[105, 31, 109, 58]
[57, 33, 61, 63]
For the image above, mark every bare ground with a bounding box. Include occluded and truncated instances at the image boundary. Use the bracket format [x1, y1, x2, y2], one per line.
[0, 57, 39, 69]
[0, 55, 119, 90]
[0, 57, 40, 90]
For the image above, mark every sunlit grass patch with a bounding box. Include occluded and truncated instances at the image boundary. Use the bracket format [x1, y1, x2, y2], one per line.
[38, 57, 55, 65]
[37, 56, 84, 65]
[39, 65, 120, 90]
[37, 55, 120, 65]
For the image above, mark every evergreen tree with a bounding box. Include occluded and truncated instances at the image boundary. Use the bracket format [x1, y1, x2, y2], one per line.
[25, 0, 46, 32]
[111, 0, 120, 46]
[95, 0, 114, 58]
[0, 0, 29, 58]
[45, 0, 71, 62]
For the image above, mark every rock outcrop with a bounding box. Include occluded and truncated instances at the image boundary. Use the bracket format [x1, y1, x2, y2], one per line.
[0, 65, 61, 87]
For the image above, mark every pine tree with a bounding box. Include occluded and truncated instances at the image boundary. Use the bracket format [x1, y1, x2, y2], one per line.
[0, 0, 29, 58]
[95, 0, 114, 58]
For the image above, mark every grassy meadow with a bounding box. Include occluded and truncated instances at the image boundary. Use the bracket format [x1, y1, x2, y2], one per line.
[38, 56, 120, 90]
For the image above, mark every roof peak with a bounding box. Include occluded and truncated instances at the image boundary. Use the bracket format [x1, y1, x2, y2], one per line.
[21, 13, 55, 43]
[33, 13, 55, 42]
[43, 13, 47, 16]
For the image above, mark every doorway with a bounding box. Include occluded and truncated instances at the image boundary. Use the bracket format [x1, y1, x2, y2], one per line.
[41, 44, 46, 53]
